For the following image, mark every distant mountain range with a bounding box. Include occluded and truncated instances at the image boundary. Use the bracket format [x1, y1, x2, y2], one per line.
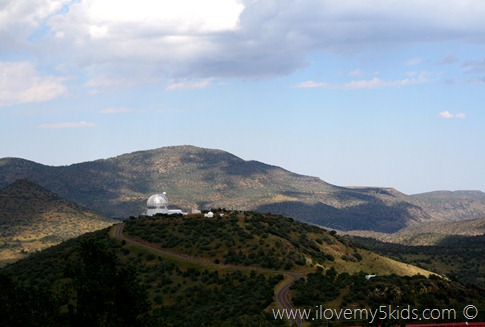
[0, 179, 116, 264]
[347, 216, 485, 245]
[1, 145, 485, 233]
[411, 190, 485, 221]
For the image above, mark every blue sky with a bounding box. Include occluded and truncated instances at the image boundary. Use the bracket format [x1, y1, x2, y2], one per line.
[1, 0, 485, 194]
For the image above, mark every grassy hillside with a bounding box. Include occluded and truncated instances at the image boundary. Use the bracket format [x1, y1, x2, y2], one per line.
[352, 235, 485, 288]
[0, 179, 116, 265]
[1, 227, 283, 326]
[0, 146, 439, 232]
[123, 211, 432, 276]
[2, 212, 483, 326]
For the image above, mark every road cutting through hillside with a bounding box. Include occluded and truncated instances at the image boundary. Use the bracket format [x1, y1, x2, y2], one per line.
[111, 223, 304, 327]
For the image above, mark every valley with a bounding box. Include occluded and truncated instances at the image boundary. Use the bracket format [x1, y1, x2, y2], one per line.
[352, 234, 485, 288]
[2, 146, 485, 234]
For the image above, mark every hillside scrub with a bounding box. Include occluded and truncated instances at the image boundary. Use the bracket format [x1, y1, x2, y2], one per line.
[291, 269, 485, 324]
[124, 211, 353, 270]
[1, 228, 286, 326]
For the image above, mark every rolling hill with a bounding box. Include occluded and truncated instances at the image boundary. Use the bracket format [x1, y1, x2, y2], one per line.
[121, 211, 432, 276]
[352, 233, 485, 288]
[411, 190, 485, 221]
[0, 145, 444, 233]
[2, 212, 483, 326]
[0, 179, 116, 265]
[346, 216, 485, 246]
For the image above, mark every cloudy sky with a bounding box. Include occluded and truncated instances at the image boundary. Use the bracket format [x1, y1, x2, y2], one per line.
[1, 0, 485, 194]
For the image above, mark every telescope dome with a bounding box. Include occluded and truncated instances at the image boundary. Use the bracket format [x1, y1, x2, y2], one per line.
[147, 193, 168, 208]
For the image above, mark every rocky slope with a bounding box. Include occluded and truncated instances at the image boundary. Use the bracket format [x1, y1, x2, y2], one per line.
[0, 145, 482, 233]
[0, 179, 116, 263]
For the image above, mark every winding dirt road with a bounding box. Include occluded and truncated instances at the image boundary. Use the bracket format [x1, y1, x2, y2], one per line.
[111, 223, 304, 326]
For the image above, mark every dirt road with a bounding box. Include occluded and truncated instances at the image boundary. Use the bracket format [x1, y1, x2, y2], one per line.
[112, 223, 304, 326]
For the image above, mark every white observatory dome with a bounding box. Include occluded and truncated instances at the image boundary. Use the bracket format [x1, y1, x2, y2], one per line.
[146, 192, 186, 216]
[147, 193, 168, 208]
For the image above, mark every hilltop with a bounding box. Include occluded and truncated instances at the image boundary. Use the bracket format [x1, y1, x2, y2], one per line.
[122, 211, 432, 276]
[0, 145, 454, 233]
[2, 212, 483, 326]
[0, 179, 116, 265]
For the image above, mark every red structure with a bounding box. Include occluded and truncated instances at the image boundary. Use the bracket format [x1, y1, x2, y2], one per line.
[407, 323, 485, 327]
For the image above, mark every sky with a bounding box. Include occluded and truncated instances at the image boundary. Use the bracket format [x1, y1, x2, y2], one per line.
[1, 0, 485, 194]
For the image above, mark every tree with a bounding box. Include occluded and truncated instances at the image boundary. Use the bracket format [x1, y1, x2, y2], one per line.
[0, 272, 61, 326]
[65, 239, 148, 327]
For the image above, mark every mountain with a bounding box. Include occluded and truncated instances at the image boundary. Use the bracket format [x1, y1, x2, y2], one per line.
[0, 179, 116, 264]
[347, 216, 485, 246]
[411, 190, 485, 221]
[0, 145, 482, 233]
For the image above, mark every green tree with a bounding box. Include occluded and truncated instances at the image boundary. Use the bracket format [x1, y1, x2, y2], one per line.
[0, 272, 62, 326]
[65, 239, 148, 327]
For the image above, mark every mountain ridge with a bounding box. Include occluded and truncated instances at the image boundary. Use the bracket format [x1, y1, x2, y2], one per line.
[410, 190, 485, 222]
[1, 145, 483, 233]
[0, 179, 116, 264]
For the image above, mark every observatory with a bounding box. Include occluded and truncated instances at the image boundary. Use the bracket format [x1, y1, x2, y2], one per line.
[146, 192, 185, 216]
[147, 193, 169, 216]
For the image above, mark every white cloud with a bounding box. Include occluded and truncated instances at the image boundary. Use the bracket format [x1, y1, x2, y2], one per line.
[439, 111, 454, 119]
[438, 111, 466, 119]
[296, 72, 432, 90]
[166, 79, 212, 91]
[99, 107, 133, 114]
[0, 0, 65, 52]
[48, 0, 485, 80]
[0, 61, 66, 107]
[87, 0, 243, 33]
[48, 0, 244, 66]
[37, 121, 97, 129]
[4, 1, 485, 81]
[296, 81, 330, 89]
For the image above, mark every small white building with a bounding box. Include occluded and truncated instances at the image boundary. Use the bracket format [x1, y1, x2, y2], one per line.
[146, 192, 186, 216]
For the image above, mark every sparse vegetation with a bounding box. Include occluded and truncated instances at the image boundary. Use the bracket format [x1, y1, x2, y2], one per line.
[1, 211, 446, 326]
[1, 228, 283, 326]
[292, 269, 485, 324]
[123, 211, 401, 273]
[0, 179, 116, 265]
[353, 235, 485, 288]
[0, 146, 466, 233]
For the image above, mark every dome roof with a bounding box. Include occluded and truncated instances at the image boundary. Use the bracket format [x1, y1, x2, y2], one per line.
[147, 193, 168, 207]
